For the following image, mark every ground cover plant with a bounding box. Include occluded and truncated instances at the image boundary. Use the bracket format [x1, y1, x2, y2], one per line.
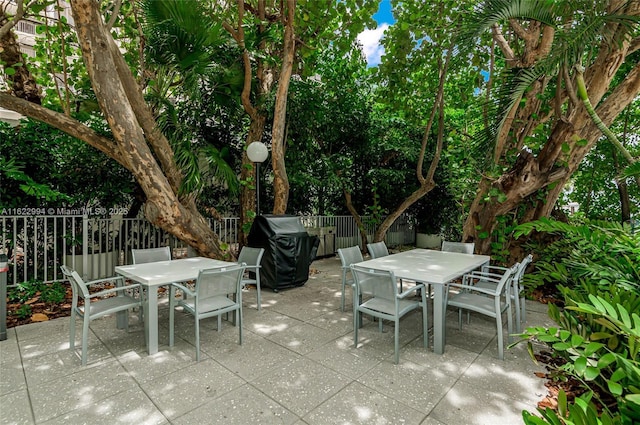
[6, 279, 72, 327]
[513, 218, 640, 424]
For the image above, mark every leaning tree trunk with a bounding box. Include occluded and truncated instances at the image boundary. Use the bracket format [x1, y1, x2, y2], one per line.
[464, 60, 640, 255]
[373, 44, 452, 244]
[70, 0, 225, 259]
[463, 8, 640, 255]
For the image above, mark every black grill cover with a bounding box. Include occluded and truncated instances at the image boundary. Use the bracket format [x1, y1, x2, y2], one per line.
[247, 215, 320, 290]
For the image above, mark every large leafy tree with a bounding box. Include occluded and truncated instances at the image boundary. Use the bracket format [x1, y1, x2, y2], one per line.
[460, 0, 640, 255]
[141, 0, 378, 243]
[569, 102, 640, 223]
[0, 0, 227, 258]
[369, 0, 482, 243]
[218, 0, 378, 240]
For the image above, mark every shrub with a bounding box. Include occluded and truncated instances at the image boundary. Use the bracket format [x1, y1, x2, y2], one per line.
[40, 281, 67, 305]
[514, 218, 640, 424]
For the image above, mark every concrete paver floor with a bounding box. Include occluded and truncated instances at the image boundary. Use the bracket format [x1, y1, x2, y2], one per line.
[0, 255, 554, 424]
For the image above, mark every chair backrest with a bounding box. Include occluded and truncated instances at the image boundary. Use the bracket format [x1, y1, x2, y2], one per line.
[195, 264, 246, 308]
[337, 246, 364, 269]
[237, 247, 265, 268]
[60, 265, 90, 299]
[441, 241, 475, 254]
[468, 264, 518, 296]
[498, 264, 519, 294]
[131, 246, 171, 264]
[350, 265, 397, 302]
[513, 254, 533, 283]
[366, 241, 389, 259]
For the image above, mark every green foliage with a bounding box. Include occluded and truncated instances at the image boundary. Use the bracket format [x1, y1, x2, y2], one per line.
[513, 218, 640, 424]
[13, 304, 32, 320]
[0, 153, 68, 205]
[523, 390, 619, 425]
[0, 119, 134, 211]
[8, 279, 45, 303]
[40, 281, 67, 305]
[515, 217, 640, 293]
[568, 138, 639, 223]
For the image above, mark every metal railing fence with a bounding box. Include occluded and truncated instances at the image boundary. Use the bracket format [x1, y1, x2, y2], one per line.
[0, 214, 414, 285]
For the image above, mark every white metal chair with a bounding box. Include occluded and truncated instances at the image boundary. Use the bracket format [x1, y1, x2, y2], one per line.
[337, 246, 364, 312]
[351, 265, 428, 364]
[131, 246, 171, 264]
[445, 264, 517, 360]
[131, 246, 172, 320]
[366, 241, 389, 259]
[472, 254, 533, 332]
[169, 264, 246, 361]
[441, 241, 475, 254]
[366, 241, 408, 291]
[61, 265, 142, 366]
[237, 246, 265, 311]
[512, 254, 533, 331]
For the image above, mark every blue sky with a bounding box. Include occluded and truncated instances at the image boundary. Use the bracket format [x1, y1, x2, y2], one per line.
[357, 0, 395, 66]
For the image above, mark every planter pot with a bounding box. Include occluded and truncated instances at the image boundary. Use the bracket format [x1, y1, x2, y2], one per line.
[64, 251, 119, 280]
[416, 233, 442, 249]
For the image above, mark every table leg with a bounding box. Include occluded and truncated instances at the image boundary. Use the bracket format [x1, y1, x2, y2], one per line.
[146, 286, 159, 355]
[116, 281, 127, 329]
[432, 284, 445, 354]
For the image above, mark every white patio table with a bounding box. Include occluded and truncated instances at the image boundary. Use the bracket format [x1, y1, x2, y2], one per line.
[355, 248, 490, 355]
[115, 257, 233, 355]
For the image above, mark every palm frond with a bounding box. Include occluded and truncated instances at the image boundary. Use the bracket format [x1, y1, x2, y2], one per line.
[619, 161, 640, 180]
[202, 146, 240, 196]
[140, 0, 226, 90]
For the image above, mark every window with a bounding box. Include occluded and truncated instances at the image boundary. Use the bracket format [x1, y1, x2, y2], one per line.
[16, 20, 37, 35]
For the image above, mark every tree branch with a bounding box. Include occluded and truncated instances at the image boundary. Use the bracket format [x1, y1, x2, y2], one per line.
[0, 92, 126, 166]
[491, 23, 515, 64]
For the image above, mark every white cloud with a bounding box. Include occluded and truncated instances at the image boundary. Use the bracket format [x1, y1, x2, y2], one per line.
[357, 23, 389, 67]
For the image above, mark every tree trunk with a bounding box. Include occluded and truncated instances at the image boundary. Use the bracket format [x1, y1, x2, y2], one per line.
[463, 7, 640, 255]
[0, 11, 41, 104]
[343, 189, 367, 253]
[271, 0, 296, 215]
[373, 43, 452, 243]
[67, 0, 225, 259]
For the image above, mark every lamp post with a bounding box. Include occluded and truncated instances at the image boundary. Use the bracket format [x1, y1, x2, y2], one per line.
[246, 141, 269, 216]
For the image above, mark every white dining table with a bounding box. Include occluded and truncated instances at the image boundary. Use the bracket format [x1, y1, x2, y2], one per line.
[355, 248, 490, 354]
[115, 256, 233, 355]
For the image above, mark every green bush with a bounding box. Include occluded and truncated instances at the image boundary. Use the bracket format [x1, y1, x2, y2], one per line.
[40, 281, 67, 305]
[13, 304, 32, 320]
[514, 218, 640, 425]
[8, 279, 45, 303]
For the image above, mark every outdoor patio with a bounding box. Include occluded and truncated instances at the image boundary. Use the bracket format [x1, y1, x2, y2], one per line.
[0, 255, 553, 425]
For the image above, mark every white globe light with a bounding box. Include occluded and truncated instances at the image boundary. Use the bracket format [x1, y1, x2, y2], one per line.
[247, 142, 269, 163]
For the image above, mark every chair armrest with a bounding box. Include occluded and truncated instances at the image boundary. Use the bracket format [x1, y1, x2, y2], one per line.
[467, 270, 504, 280]
[243, 265, 261, 272]
[398, 283, 425, 299]
[86, 275, 128, 287]
[481, 265, 509, 274]
[447, 281, 498, 297]
[172, 282, 196, 298]
[463, 271, 502, 285]
[86, 283, 141, 299]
